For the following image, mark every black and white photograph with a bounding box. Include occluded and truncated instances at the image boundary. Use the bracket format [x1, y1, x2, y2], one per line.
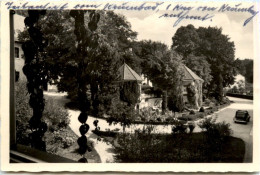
[0, 0, 259, 172]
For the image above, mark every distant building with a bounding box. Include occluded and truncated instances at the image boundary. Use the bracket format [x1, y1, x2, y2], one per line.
[139, 65, 204, 109]
[14, 14, 26, 82]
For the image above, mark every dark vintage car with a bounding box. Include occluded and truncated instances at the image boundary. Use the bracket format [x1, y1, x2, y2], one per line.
[233, 110, 251, 124]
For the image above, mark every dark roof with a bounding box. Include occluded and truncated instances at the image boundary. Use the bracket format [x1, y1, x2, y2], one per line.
[117, 63, 143, 82]
[183, 65, 204, 82]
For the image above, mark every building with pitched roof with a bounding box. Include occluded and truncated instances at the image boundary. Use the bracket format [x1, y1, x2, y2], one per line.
[117, 63, 143, 82]
[14, 14, 26, 82]
[182, 65, 204, 108]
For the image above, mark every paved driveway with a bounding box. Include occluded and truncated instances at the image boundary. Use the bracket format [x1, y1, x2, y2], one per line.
[215, 96, 253, 162]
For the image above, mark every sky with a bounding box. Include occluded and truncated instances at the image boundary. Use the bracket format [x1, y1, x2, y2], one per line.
[118, 2, 256, 60]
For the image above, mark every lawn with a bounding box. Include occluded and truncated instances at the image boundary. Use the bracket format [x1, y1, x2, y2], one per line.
[113, 132, 245, 163]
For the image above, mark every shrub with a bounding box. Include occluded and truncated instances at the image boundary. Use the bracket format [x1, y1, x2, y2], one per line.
[198, 116, 216, 131]
[198, 116, 232, 138]
[43, 98, 70, 132]
[199, 107, 205, 112]
[15, 81, 32, 146]
[107, 102, 136, 131]
[15, 80, 73, 153]
[172, 121, 187, 134]
[207, 121, 232, 138]
[120, 81, 140, 105]
[187, 121, 196, 133]
[190, 110, 195, 114]
[48, 130, 75, 150]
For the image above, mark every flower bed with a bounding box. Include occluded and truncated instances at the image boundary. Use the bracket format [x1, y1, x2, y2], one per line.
[177, 97, 231, 122]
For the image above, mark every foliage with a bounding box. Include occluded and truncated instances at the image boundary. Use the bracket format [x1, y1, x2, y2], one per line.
[197, 116, 217, 131]
[172, 121, 188, 134]
[189, 110, 195, 115]
[137, 107, 177, 123]
[187, 121, 196, 133]
[15, 81, 32, 146]
[18, 10, 138, 118]
[199, 107, 205, 112]
[245, 60, 253, 84]
[198, 116, 233, 157]
[119, 81, 140, 106]
[198, 116, 232, 138]
[49, 130, 75, 149]
[107, 102, 136, 131]
[187, 83, 197, 107]
[172, 24, 236, 101]
[234, 58, 253, 83]
[133, 40, 184, 112]
[168, 91, 184, 112]
[43, 97, 70, 132]
[93, 119, 100, 131]
[15, 80, 74, 153]
[184, 55, 212, 88]
[114, 125, 243, 163]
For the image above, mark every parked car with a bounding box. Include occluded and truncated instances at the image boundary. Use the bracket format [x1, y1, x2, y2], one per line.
[233, 110, 250, 124]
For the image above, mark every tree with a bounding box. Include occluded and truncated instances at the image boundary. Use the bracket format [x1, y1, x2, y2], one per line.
[172, 25, 236, 101]
[18, 11, 138, 117]
[245, 60, 253, 84]
[134, 40, 184, 113]
[171, 24, 200, 59]
[184, 55, 212, 90]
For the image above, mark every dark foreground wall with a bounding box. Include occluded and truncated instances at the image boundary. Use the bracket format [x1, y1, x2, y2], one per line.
[226, 93, 253, 100]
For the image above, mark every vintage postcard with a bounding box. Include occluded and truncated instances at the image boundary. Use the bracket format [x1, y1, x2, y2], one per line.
[0, 0, 259, 172]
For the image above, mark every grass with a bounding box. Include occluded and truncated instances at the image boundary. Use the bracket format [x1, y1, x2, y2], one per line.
[113, 132, 245, 163]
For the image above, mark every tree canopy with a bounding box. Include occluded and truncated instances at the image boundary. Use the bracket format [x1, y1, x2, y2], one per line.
[18, 10, 139, 114]
[133, 40, 184, 112]
[171, 24, 236, 101]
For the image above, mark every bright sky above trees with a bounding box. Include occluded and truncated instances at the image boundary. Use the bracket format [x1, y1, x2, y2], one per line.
[120, 4, 254, 60]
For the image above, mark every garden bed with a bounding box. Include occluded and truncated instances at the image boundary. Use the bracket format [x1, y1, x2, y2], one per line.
[45, 127, 101, 163]
[178, 99, 231, 122]
[92, 129, 118, 137]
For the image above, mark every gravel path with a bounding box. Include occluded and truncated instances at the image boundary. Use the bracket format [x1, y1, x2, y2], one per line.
[68, 110, 115, 163]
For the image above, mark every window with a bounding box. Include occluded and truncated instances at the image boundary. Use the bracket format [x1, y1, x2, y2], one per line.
[15, 47, 19, 58]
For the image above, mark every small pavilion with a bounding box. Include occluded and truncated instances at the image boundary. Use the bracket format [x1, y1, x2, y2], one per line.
[117, 63, 143, 82]
[117, 63, 143, 107]
[182, 65, 204, 107]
